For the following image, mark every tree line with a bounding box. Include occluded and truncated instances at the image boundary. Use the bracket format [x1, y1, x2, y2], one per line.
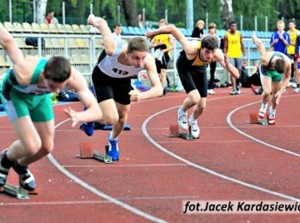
[0, 0, 298, 31]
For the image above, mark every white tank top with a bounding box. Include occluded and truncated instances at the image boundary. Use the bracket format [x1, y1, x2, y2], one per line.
[98, 41, 148, 78]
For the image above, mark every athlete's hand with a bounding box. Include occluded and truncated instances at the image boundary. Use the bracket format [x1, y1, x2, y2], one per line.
[129, 89, 141, 102]
[275, 89, 283, 105]
[64, 107, 81, 127]
[87, 14, 96, 26]
[145, 30, 155, 40]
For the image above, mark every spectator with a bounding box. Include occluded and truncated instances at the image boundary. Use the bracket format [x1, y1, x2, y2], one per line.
[150, 19, 175, 95]
[192, 20, 205, 40]
[287, 20, 299, 85]
[223, 21, 246, 95]
[270, 20, 290, 55]
[204, 23, 220, 95]
[44, 10, 59, 25]
[112, 23, 122, 42]
[137, 14, 144, 28]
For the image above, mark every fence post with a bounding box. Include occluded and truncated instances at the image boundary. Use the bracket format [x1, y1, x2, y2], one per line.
[240, 15, 243, 31]
[265, 16, 268, 32]
[206, 12, 208, 30]
[117, 5, 120, 24]
[90, 3, 93, 14]
[62, 1, 66, 25]
[255, 15, 257, 31]
[165, 9, 168, 22]
[142, 8, 146, 27]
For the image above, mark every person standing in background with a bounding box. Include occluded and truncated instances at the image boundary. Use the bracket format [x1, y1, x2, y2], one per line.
[150, 19, 175, 95]
[204, 23, 220, 95]
[112, 23, 122, 42]
[192, 20, 205, 40]
[287, 20, 299, 86]
[270, 20, 290, 55]
[223, 21, 246, 95]
[44, 10, 59, 24]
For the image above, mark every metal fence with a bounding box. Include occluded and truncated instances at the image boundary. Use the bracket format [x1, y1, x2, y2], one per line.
[0, 33, 270, 88]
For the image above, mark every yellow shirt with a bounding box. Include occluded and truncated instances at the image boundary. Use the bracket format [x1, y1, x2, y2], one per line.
[226, 31, 242, 58]
[287, 29, 299, 55]
[154, 34, 172, 56]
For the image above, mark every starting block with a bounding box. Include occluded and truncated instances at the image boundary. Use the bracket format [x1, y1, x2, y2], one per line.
[0, 184, 38, 199]
[249, 113, 268, 125]
[79, 142, 113, 164]
[169, 124, 195, 140]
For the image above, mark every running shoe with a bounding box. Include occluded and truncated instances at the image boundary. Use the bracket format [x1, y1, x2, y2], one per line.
[107, 133, 119, 161]
[0, 149, 9, 187]
[189, 116, 200, 139]
[80, 122, 95, 136]
[177, 106, 188, 130]
[258, 104, 268, 119]
[19, 169, 36, 191]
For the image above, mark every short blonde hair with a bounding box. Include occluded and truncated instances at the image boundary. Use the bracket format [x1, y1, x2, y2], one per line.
[196, 20, 205, 26]
[159, 19, 168, 25]
[277, 20, 285, 27]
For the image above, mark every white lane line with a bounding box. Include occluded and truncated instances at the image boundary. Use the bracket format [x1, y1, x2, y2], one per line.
[1, 195, 199, 206]
[226, 101, 300, 158]
[63, 163, 188, 168]
[142, 105, 300, 202]
[48, 118, 167, 223]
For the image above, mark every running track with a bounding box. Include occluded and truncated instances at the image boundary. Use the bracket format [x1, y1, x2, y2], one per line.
[1, 87, 300, 223]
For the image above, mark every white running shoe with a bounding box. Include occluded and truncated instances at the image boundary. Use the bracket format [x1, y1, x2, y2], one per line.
[207, 89, 216, 95]
[258, 103, 268, 119]
[177, 107, 188, 130]
[294, 87, 300, 93]
[189, 116, 200, 139]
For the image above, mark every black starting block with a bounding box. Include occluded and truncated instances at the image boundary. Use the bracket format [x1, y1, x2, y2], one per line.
[78, 142, 113, 163]
[169, 124, 195, 140]
[0, 184, 38, 199]
[249, 112, 268, 125]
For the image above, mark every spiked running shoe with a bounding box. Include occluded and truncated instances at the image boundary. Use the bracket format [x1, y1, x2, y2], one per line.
[177, 107, 188, 130]
[268, 113, 276, 125]
[189, 116, 200, 139]
[0, 149, 9, 187]
[19, 169, 36, 191]
[80, 122, 95, 136]
[107, 133, 119, 161]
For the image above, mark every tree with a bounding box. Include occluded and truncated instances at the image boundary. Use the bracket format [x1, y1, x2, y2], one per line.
[36, 0, 48, 23]
[220, 0, 234, 29]
[121, 0, 138, 26]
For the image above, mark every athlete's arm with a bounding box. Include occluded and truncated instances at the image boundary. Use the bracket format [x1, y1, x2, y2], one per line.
[64, 67, 102, 126]
[146, 25, 196, 55]
[130, 56, 163, 101]
[87, 14, 116, 56]
[214, 49, 239, 78]
[252, 32, 266, 57]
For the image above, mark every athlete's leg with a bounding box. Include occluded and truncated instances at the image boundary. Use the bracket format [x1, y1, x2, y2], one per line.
[111, 102, 131, 139]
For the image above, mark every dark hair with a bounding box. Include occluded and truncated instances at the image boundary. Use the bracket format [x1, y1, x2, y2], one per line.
[44, 56, 71, 82]
[127, 37, 149, 53]
[114, 23, 122, 28]
[201, 35, 218, 50]
[229, 21, 237, 26]
[274, 58, 286, 74]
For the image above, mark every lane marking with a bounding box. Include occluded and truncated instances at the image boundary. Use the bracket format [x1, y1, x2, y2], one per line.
[0, 195, 198, 206]
[48, 119, 167, 223]
[142, 105, 300, 202]
[227, 101, 300, 158]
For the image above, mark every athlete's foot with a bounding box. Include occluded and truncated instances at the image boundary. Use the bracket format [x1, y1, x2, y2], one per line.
[19, 169, 36, 191]
[107, 133, 119, 161]
[80, 122, 95, 136]
[177, 106, 188, 130]
[0, 149, 10, 187]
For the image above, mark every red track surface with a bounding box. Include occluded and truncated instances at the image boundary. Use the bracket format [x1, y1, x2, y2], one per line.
[1, 87, 300, 223]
